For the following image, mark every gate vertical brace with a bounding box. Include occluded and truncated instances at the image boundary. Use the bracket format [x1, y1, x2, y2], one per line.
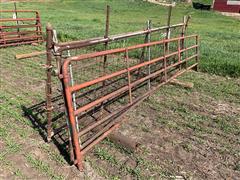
[46, 23, 54, 142]
[138, 20, 152, 77]
[101, 5, 110, 116]
[195, 35, 199, 71]
[0, 27, 3, 44]
[178, 39, 181, 64]
[163, 40, 167, 82]
[63, 67, 84, 171]
[181, 15, 190, 70]
[103, 5, 110, 79]
[52, 28, 75, 162]
[126, 49, 133, 104]
[36, 11, 43, 42]
[165, 5, 172, 53]
[69, 62, 80, 141]
[14, 2, 20, 37]
[147, 20, 152, 90]
[56, 53, 75, 163]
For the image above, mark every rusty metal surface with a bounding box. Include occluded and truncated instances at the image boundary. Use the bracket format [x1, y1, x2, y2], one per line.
[0, 10, 43, 48]
[60, 34, 199, 170]
[38, 7, 197, 170]
[54, 23, 185, 52]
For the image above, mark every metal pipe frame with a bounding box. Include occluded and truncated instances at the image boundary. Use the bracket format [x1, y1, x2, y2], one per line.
[54, 23, 184, 53]
[0, 10, 43, 48]
[44, 11, 193, 170]
[61, 34, 199, 170]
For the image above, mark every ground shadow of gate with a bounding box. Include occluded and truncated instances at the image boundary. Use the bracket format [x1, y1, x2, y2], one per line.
[21, 79, 136, 165]
[21, 93, 73, 163]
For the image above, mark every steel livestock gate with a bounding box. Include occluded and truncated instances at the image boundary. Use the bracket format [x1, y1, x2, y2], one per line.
[45, 19, 199, 170]
[0, 10, 43, 47]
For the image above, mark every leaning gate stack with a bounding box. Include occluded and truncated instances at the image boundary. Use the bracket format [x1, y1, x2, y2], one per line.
[2, 5, 200, 171]
[42, 12, 199, 170]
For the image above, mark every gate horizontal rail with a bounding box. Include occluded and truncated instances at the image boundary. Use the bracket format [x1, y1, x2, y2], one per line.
[54, 23, 184, 52]
[61, 34, 199, 170]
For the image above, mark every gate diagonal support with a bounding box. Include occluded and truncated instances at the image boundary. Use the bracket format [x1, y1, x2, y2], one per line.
[0, 10, 44, 48]
[43, 8, 198, 170]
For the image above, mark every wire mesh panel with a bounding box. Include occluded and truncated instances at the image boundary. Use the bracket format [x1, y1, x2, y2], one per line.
[0, 10, 43, 48]
[60, 34, 199, 170]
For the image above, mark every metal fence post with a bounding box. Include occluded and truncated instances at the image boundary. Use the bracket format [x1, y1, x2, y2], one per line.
[147, 20, 152, 90]
[126, 49, 133, 104]
[195, 35, 199, 71]
[165, 5, 172, 52]
[46, 23, 54, 142]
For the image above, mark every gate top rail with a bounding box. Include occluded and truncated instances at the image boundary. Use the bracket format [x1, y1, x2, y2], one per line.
[0, 18, 40, 22]
[0, 10, 39, 13]
[62, 34, 198, 88]
[55, 23, 185, 52]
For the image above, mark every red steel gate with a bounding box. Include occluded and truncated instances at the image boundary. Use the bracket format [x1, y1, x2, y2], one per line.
[0, 10, 43, 47]
[61, 34, 199, 170]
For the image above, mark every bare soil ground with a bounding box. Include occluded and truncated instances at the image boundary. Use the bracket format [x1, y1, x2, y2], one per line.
[0, 44, 239, 179]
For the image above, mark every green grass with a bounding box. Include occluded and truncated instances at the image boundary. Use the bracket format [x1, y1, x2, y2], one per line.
[1, 0, 239, 77]
[0, 0, 239, 179]
[26, 154, 64, 180]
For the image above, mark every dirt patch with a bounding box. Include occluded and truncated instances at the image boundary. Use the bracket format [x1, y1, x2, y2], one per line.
[0, 40, 239, 179]
[85, 72, 240, 179]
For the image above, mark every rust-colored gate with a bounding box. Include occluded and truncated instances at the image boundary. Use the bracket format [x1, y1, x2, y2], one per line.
[60, 34, 199, 170]
[0, 10, 43, 47]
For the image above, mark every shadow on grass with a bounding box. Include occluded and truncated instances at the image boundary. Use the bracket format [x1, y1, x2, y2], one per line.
[21, 94, 72, 165]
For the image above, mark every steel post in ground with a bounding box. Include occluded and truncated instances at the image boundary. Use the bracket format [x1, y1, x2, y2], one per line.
[147, 20, 152, 90]
[46, 23, 54, 142]
[165, 5, 172, 53]
[125, 49, 133, 104]
[163, 40, 167, 82]
[103, 5, 110, 77]
[14, 2, 20, 37]
[195, 35, 199, 71]
[100, 5, 110, 116]
[181, 15, 191, 69]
